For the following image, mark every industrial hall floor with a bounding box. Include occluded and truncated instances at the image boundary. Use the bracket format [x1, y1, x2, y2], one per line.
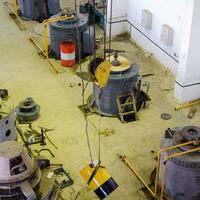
[0, 1, 199, 200]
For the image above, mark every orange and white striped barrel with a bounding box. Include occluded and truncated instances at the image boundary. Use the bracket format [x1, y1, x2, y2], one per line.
[60, 41, 76, 67]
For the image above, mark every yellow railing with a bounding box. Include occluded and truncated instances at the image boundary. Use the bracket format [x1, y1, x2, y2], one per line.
[154, 140, 196, 196]
[119, 140, 198, 200]
[175, 98, 200, 111]
[13, 0, 18, 16]
[42, 15, 74, 58]
[4, 0, 25, 29]
[160, 144, 200, 199]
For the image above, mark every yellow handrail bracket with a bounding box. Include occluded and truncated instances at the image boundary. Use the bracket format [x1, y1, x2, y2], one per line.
[13, 0, 18, 16]
[42, 15, 74, 59]
[175, 98, 200, 111]
[119, 140, 198, 200]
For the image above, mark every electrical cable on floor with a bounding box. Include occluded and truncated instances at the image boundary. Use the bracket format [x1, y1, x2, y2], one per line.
[70, 188, 81, 200]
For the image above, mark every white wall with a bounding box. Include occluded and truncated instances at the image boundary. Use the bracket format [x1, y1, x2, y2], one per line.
[108, 0, 187, 74]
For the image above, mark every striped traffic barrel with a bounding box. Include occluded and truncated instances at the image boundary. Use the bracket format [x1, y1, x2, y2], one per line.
[60, 41, 76, 67]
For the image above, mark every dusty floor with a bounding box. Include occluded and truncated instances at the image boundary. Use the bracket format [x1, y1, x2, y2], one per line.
[0, 1, 200, 200]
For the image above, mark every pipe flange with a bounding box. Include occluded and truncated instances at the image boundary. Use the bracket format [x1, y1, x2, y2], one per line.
[174, 126, 200, 149]
[164, 126, 200, 169]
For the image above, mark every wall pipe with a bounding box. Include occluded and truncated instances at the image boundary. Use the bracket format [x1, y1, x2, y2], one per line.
[105, 18, 179, 63]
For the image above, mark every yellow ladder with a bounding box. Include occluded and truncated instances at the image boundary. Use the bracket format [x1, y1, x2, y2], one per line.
[117, 92, 138, 123]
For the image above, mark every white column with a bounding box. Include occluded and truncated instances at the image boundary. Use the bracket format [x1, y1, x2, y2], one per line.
[106, 0, 127, 36]
[174, 0, 200, 102]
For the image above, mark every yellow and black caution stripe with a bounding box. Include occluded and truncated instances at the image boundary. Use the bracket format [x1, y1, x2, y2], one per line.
[80, 162, 118, 199]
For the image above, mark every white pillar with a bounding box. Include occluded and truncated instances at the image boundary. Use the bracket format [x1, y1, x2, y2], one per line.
[174, 0, 200, 102]
[106, 0, 127, 36]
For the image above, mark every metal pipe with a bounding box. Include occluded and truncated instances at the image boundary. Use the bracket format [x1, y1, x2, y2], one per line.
[175, 80, 200, 89]
[12, 0, 18, 16]
[4, 1, 25, 30]
[105, 18, 179, 63]
[175, 98, 200, 111]
[43, 23, 48, 59]
[119, 155, 156, 198]
[29, 37, 44, 53]
[29, 37, 59, 73]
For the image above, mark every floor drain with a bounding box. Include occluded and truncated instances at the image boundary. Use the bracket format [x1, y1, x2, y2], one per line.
[161, 113, 172, 120]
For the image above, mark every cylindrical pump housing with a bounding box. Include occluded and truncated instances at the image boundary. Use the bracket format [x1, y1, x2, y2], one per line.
[159, 126, 200, 200]
[49, 9, 94, 60]
[91, 56, 140, 117]
[19, 0, 60, 21]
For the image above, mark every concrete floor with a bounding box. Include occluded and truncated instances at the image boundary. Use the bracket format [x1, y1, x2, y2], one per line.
[0, 1, 199, 199]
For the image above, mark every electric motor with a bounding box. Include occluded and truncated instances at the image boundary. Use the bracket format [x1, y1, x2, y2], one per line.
[19, 0, 60, 22]
[89, 55, 142, 117]
[159, 126, 200, 200]
[0, 141, 60, 200]
[49, 8, 94, 60]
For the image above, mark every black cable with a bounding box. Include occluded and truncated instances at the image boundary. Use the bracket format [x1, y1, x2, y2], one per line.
[44, 131, 58, 149]
[74, 0, 104, 164]
[74, 0, 93, 163]
[108, 0, 113, 61]
[90, 0, 102, 163]
[74, 1, 84, 105]
[103, 0, 107, 59]
[98, 88, 101, 162]
[92, 0, 96, 60]
[88, 0, 92, 63]
[175, 80, 200, 88]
